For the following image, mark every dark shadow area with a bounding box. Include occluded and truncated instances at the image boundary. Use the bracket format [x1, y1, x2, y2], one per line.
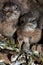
[38, 29, 43, 44]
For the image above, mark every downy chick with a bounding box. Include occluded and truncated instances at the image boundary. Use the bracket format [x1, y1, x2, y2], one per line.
[17, 12, 41, 50]
[0, 2, 20, 37]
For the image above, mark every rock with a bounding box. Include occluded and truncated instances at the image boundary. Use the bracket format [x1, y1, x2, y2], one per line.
[11, 54, 19, 62]
[11, 53, 26, 65]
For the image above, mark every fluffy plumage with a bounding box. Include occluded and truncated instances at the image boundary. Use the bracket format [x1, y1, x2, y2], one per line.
[0, 2, 20, 37]
[17, 12, 41, 50]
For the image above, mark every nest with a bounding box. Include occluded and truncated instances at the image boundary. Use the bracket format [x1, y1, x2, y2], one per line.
[0, 0, 43, 65]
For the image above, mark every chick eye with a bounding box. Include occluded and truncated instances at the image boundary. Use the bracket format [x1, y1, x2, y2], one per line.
[30, 18, 37, 24]
[15, 6, 17, 10]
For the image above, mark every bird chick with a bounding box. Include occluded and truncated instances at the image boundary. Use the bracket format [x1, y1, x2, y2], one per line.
[17, 12, 41, 50]
[0, 2, 20, 37]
